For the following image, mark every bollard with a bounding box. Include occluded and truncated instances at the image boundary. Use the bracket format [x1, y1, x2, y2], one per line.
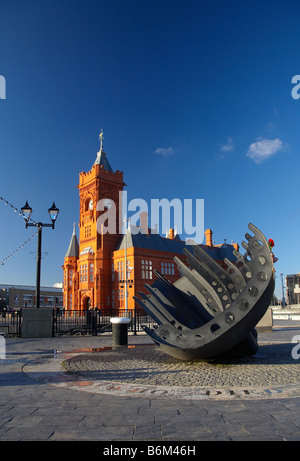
[110, 317, 131, 347]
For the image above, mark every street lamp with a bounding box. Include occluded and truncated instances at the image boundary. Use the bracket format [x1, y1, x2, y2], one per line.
[21, 201, 59, 309]
[280, 273, 287, 308]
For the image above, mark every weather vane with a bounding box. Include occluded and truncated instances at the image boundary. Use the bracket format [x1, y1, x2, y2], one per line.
[99, 129, 104, 151]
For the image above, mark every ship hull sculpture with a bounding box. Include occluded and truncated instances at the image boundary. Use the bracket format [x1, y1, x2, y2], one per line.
[134, 224, 275, 361]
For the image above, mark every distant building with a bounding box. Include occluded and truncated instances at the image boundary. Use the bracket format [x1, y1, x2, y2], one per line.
[0, 284, 63, 310]
[285, 273, 300, 305]
[62, 135, 239, 312]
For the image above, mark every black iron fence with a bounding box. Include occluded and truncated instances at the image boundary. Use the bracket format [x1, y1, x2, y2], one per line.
[0, 310, 22, 336]
[52, 308, 156, 336]
[0, 308, 156, 337]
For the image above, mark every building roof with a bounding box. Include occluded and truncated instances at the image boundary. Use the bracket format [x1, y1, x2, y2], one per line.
[65, 223, 79, 258]
[0, 283, 62, 293]
[94, 148, 113, 172]
[115, 226, 237, 262]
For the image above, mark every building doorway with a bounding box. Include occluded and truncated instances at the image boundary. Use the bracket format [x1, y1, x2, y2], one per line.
[83, 296, 91, 311]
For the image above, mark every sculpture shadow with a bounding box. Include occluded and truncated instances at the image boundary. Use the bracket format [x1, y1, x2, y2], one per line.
[208, 342, 297, 365]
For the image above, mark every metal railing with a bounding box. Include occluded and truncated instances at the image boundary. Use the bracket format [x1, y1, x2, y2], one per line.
[0, 308, 157, 337]
[52, 309, 157, 336]
[0, 310, 22, 336]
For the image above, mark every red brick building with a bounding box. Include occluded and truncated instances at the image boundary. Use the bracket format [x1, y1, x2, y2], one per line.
[62, 136, 238, 312]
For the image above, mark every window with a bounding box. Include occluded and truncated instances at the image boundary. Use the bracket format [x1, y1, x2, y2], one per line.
[116, 259, 132, 281]
[45, 296, 55, 307]
[80, 264, 88, 282]
[89, 263, 94, 282]
[56, 297, 63, 308]
[64, 294, 72, 309]
[65, 269, 74, 287]
[23, 295, 32, 307]
[142, 260, 152, 280]
[126, 259, 132, 279]
[84, 225, 91, 238]
[117, 260, 124, 281]
[161, 262, 175, 276]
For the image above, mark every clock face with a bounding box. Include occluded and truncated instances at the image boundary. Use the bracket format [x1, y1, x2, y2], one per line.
[88, 199, 93, 210]
[104, 198, 113, 209]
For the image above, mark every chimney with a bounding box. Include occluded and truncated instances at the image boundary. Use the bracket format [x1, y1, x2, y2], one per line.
[140, 211, 149, 235]
[205, 229, 213, 246]
[167, 228, 174, 239]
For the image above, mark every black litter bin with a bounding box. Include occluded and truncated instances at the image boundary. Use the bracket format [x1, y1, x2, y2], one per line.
[110, 317, 131, 346]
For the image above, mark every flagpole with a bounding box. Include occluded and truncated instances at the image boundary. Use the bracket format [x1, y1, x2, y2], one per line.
[124, 214, 128, 312]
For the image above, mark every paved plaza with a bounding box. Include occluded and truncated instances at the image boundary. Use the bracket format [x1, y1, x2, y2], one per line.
[0, 320, 300, 442]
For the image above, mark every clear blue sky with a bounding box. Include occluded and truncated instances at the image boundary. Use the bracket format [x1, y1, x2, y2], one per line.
[0, 0, 300, 299]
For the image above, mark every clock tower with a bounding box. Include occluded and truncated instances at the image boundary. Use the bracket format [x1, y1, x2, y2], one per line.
[63, 132, 125, 310]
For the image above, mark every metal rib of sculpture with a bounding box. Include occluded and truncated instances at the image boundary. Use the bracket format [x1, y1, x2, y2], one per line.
[133, 223, 275, 361]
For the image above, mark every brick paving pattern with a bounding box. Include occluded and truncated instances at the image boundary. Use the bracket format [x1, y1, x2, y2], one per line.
[0, 321, 300, 441]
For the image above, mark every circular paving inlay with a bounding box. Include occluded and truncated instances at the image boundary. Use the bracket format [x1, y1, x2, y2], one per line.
[23, 342, 300, 400]
[63, 343, 300, 388]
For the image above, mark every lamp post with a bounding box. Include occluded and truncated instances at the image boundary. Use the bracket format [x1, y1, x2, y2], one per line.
[280, 273, 287, 308]
[21, 201, 59, 309]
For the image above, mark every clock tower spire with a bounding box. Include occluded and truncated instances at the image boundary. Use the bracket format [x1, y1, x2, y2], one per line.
[94, 130, 113, 172]
[63, 132, 125, 311]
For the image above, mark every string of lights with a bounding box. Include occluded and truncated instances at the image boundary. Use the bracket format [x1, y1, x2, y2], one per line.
[0, 195, 38, 266]
[0, 232, 37, 266]
[0, 195, 37, 224]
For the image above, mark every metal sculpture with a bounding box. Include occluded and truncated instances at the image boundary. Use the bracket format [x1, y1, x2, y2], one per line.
[134, 223, 275, 360]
